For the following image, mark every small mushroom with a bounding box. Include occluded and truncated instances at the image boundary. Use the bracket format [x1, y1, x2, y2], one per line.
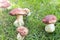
[0, 0, 11, 8]
[9, 8, 30, 27]
[17, 26, 28, 40]
[42, 15, 57, 33]
[23, 8, 31, 16]
[0, 0, 11, 12]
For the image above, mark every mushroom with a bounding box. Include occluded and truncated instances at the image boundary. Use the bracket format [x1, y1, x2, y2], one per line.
[0, 0, 11, 8]
[23, 8, 31, 16]
[9, 8, 30, 27]
[42, 15, 57, 33]
[17, 26, 29, 40]
[0, 0, 11, 12]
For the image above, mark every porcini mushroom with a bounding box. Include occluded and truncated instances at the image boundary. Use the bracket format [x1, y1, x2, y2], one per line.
[17, 26, 28, 40]
[0, 0, 11, 12]
[0, 0, 11, 8]
[9, 8, 30, 27]
[42, 15, 57, 33]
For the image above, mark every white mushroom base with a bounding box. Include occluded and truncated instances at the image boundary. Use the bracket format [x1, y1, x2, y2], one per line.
[17, 33, 24, 40]
[14, 19, 24, 27]
[14, 15, 24, 27]
[45, 24, 55, 33]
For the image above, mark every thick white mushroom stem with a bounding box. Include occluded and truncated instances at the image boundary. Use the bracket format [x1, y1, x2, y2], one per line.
[14, 15, 24, 27]
[17, 33, 25, 40]
[45, 24, 55, 33]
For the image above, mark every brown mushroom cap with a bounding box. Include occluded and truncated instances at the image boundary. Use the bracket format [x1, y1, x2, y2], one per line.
[42, 15, 57, 24]
[9, 8, 30, 16]
[17, 26, 29, 36]
[0, 0, 11, 8]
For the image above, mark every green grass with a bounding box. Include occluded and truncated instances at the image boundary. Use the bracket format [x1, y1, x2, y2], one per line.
[0, 0, 60, 40]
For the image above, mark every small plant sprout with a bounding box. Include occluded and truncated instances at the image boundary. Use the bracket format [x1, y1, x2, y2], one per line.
[9, 8, 30, 27]
[17, 26, 29, 40]
[0, 0, 11, 10]
[42, 15, 57, 33]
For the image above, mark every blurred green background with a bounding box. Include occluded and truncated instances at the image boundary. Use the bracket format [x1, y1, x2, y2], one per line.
[0, 0, 60, 40]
